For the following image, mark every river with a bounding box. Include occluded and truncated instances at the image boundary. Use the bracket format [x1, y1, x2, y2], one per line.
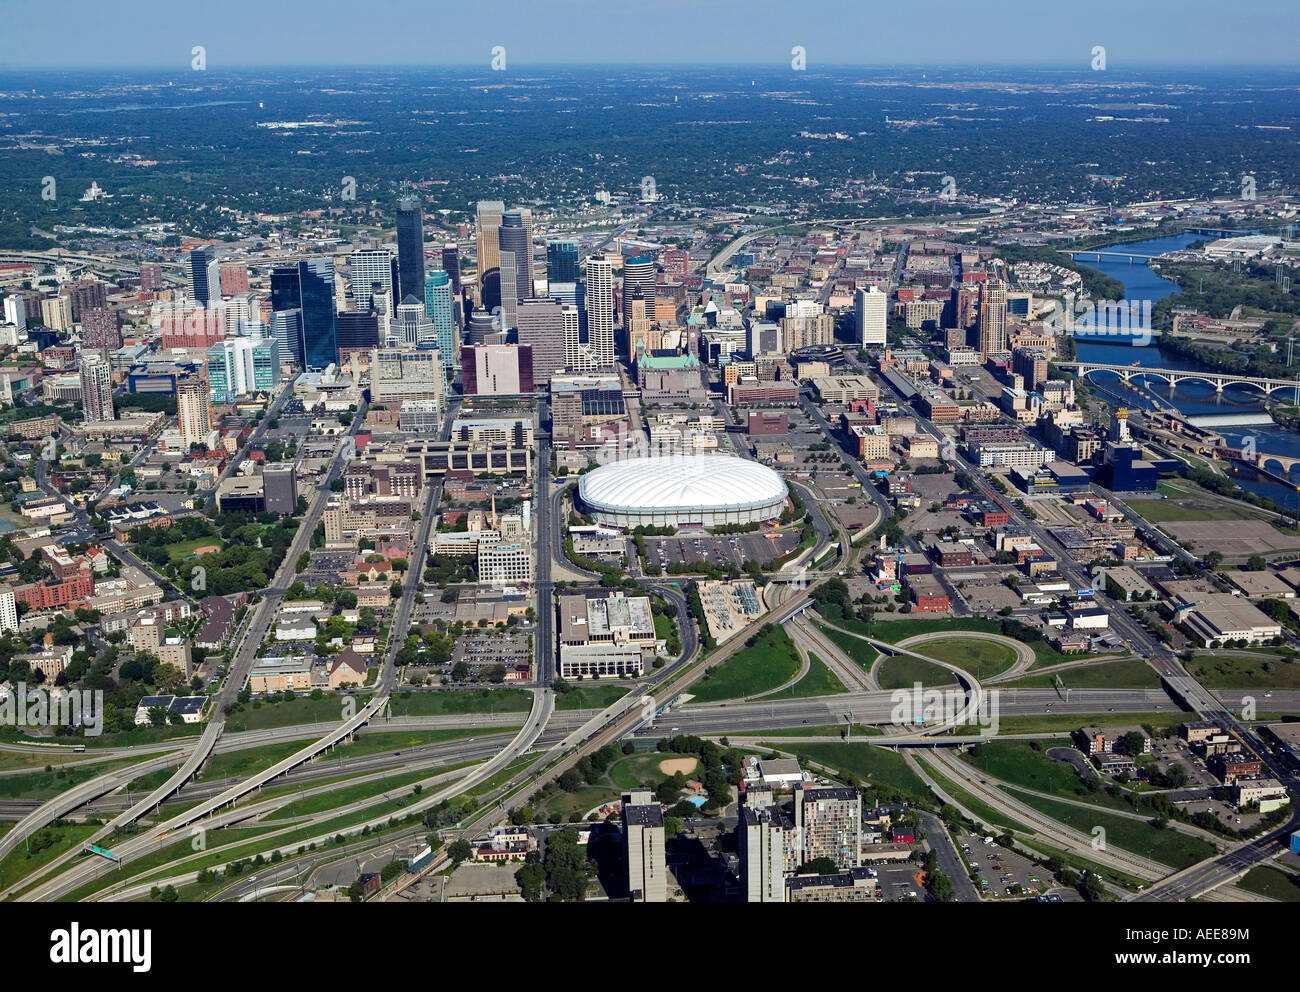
[1066, 231, 1299, 507]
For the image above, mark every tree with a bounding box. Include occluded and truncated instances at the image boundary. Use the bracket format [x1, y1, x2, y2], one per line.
[1119, 731, 1147, 756]
[1245, 554, 1267, 572]
[1203, 550, 1224, 570]
[447, 838, 473, 864]
[796, 857, 838, 876]
[153, 662, 186, 692]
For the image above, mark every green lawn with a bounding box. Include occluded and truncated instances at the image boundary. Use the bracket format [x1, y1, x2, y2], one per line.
[768, 653, 847, 699]
[688, 624, 801, 703]
[554, 685, 631, 711]
[1238, 865, 1300, 902]
[0, 822, 100, 891]
[1131, 500, 1261, 523]
[165, 537, 226, 561]
[915, 637, 1018, 680]
[774, 742, 934, 804]
[961, 740, 1122, 806]
[0, 759, 137, 801]
[1005, 788, 1218, 870]
[813, 623, 879, 670]
[533, 784, 616, 824]
[1001, 658, 1162, 690]
[224, 694, 371, 733]
[876, 654, 957, 691]
[264, 768, 440, 820]
[387, 689, 533, 716]
[605, 752, 692, 791]
[196, 742, 305, 782]
[913, 754, 1033, 834]
[1186, 654, 1300, 691]
[959, 712, 1172, 737]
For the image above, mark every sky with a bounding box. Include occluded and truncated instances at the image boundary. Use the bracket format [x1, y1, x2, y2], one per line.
[2, 0, 1297, 69]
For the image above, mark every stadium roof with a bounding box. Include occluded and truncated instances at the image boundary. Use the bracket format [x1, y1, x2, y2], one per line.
[579, 455, 787, 514]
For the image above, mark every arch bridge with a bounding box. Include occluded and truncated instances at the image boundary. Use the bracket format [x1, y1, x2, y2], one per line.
[1058, 361, 1300, 398]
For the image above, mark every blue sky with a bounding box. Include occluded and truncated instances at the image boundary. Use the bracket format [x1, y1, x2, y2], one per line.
[3, 0, 1296, 68]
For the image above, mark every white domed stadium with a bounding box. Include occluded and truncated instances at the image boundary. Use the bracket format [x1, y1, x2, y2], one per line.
[577, 455, 788, 528]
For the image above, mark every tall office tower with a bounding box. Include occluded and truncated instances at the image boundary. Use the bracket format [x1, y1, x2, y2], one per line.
[176, 377, 212, 448]
[271, 259, 338, 369]
[499, 208, 534, 299]
[584, 254, 615, 369]
[498, 249, 519, 331]
[139, 262, 164, 294]
[978, 278, 1008, 357]
[621, 789, 667, 902]
[188, 246, 219, 305]
[441, 243, 461, 296]
[80, 307, 122, 351]
[66, 279, 108, 321]
[516, 299, 568, 384]
[0, 585, 16, 635]
[395, 296, 436, 349]
[395, 197, 426, 304]
[625, 287, 650, 358]
[336, 311, 380, 355]
[269, 309, 302, 371]
[855, 286, 887, 346]
[560, 304, 587, 372]
[738, 791, 796, 903]
[424, 270, 458, 372]
[219, 261, 250, 297]
[474, 200, 505, 300]
[547, 239, 579, 285]
[793, 785, 861, 870]
[78, 353, 114, 422]
[41, 296, 74, 332]
[350, 248, 396, 316]
[622, 255, 656, 325]
[3, 295, 25, 330]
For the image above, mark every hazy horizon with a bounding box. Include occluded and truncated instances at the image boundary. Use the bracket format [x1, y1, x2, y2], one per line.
[4, 0, 1296, 70]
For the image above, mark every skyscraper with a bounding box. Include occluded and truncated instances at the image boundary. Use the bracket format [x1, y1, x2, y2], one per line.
[206, 336, 277, 401]
[978, 278, 1008, 358]
[78, 353, 114, 422]
[396, 296, 436, 349]
[441, 243, 461, 295]
[516, 299, 568, 384]
[622, 789, 667, 902]
[350, 248, 396, 316]
[737, 791, 796, 903]
[856, 286, 887, 346]
[622, 255, 656, 325]
[424, 270, 458, 372]
[793, 785, 861, 870]
[395, 197, 426, 304]
[177, 377, 212, 448]
[336, 311, 380, 354]
[271, 259, 338, 369]
[499, 209, 534, 301]
[584, 254, 615, 369]
[547, 240, 579, 285]
[498, 249, 519, 332]
[188, 246, 219, 305]
[475, 200, 504, 301]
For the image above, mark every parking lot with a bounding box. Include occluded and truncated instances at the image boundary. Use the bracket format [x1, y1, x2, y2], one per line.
[875, 862, 923, 901]
[957, 832, 1048, 898]
[301, 549, 354, 586]
[644, 530, 798, 569]
[450, 632, 532, 678]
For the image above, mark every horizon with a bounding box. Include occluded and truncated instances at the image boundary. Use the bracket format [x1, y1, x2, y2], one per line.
[4, 0, 1298, 69]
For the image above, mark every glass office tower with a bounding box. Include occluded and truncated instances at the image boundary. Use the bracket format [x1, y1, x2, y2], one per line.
[425, 270, 458, 373]
[270, 259, 338, 369]
[396, 197, 426, 304]
[547, 239, 579, 284]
